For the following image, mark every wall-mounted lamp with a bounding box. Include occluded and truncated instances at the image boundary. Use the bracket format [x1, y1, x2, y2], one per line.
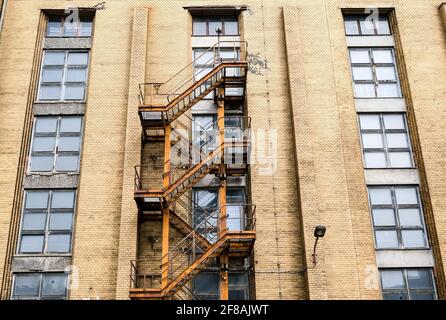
[147, 236, 159, 250]
[312, 225, 326, 265]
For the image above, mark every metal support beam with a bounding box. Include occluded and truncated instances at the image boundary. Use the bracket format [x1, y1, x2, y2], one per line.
[217, 86, 228, 300]
[161, 125, 171, 288]
[219, 254, 229, 300]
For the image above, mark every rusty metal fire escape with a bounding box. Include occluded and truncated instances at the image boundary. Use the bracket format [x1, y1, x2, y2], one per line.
[129, 41, 255, 300]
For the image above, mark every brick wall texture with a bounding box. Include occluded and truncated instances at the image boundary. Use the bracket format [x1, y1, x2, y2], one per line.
[0, 0, 445, 300]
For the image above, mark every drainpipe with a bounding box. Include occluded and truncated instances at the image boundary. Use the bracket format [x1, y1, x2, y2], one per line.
[440, 3, 446, 31]
[0, 0, 8, 34]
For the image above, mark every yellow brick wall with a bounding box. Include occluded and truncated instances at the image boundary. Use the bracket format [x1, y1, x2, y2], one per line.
[1, 0, 446, 300]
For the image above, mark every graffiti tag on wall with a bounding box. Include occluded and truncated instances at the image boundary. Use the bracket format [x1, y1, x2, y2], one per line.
[247, 53, 270, 76]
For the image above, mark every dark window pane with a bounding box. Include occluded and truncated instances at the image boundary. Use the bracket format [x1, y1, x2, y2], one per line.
[41, 67, 64, 83]
[364, 152, 386, 168]
[79, 18, 93, 37]
[22, 213, 47, 231]
[13, 274, 40, 297]
[32, 137, 56, 152]
[47, 234, 71, 253]
[20, 235, 44, 253]
[381, 270, 405, 289]
[51, 191, 75, 209]
[375, 230, 398, 248]
[60, 117, 82, 133]
[63, 20, 78, 37]
[42, 274, 67, 297]
[376, 16, 391, 35]
[64, 84, 85, 100]
[55, 155, 79, 171]
[44, 52, 65, 66]
[58, 136, 81, 152]
[344, 16, 359, 35]
[229, 289, 247, 300]
[208, 20, 223, 35]
[39, 85, 62, 100]
[25, 191, 49, 209]
[67, 52, 88, 66]
[383, 292, 408, 300]
[224, 20, 238, 35]
[66, 68, 87, 82]
[47, 18, 62, 37]
[194, 273, 219, 295]
[30, 155, 54, 172]
[369, 188, 392, 205]
[410, 292, 435, 300]
[35, 118, 58, 133]
[395, 187, 418, 205]
[407, 270, 432, 289]
[193, 20, 206, 35]
[49, 213, 73, 230]
[229, 272, 248, 286]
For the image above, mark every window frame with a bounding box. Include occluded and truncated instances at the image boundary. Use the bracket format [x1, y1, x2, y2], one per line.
[37, 50, 90, 102]
[192, 15, 239, 36]
[18, 189, 76, 255]
[343, 14, 392, 36]
[368, 186, 429, 250]
[349, 47, 402, 98]
[46, 15, 93, 38]
[11, 272, 68, 300]
[380, 268, 437, 300]
[228, 271, 250, 300]
[226, 187, 247, 231]
[28, 116, 83, 174]
[358, 113, 415, 169]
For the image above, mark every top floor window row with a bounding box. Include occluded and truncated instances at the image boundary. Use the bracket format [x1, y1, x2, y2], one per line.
[47, 16, 93, 38]
[192, 16, 239, 36]
[344, 14, 391, 36]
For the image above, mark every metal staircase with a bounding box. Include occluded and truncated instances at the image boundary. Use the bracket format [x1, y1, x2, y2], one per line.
[130, 41, 254, 300]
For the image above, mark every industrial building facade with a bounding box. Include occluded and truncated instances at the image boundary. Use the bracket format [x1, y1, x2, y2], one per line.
[0, 0, 446, 300]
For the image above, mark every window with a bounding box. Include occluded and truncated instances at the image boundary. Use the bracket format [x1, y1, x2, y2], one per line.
[380, 269, 436, 300]
[349, 48, 401, 98]
[193, 272, 219, 300]
[359, 113, 413, 168]
[344, 14, 391, 36]
[29, 116, 83, 173]
[229, 272, 249, 300]
[193, 188, 218, 242]
[193, 48, 240, 81]
[192, 271, 249, 300]
[12, 273, 68, 300]
[192, 114, 218, 155]
[47, 16, 93, 37]
[226, 189, 246, 231]
[192, 16, 238, 36]
[368, 186, 428, 249]
[38, 50, 89, 101]
[18, 190, 76, 254]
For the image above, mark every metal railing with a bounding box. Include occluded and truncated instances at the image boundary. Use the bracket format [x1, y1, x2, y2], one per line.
[138, 41, 248, 106]
[130, 202, 256, 292]
[130, 260, 161, 290]
[134, 115, 252, 193]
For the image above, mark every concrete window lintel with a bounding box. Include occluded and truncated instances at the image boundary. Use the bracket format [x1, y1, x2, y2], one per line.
[11, 256, 72, 272]
[33, 103, 85, 115]
[346, 35, 395, 47]
[355, 98, 407, 113]
[376, 249, 434, 268]
[44, 37, 92, 49]
[23, 173, 79, 189]
[364, 169, 420, 185]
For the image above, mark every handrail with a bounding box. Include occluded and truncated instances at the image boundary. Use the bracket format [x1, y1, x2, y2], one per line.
[139, 40, 248, 106]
